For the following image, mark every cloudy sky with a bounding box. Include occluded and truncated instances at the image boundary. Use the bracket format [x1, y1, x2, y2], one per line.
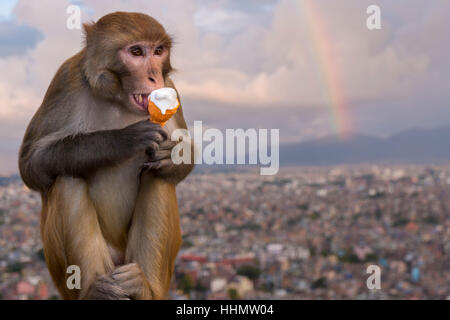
[0, 0, 449, 174]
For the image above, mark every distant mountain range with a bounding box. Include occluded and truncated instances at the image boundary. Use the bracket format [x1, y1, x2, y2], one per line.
[280, 126, 450, 165]
[0, 174, 20, 185]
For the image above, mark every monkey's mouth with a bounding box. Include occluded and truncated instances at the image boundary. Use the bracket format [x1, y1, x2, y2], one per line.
[131, 94, 150, 111]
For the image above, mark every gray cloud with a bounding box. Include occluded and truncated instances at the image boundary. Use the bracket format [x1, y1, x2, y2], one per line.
[0, 20, 43, 57]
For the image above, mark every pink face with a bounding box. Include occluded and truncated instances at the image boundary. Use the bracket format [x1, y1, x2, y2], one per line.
[119, 41, 168, 114]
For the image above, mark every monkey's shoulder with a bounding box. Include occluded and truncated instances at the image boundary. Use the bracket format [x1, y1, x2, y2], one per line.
[42, 51, 86, 104]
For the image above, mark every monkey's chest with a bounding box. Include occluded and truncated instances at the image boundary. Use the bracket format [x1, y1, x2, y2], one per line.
[87, 153, 146, 250]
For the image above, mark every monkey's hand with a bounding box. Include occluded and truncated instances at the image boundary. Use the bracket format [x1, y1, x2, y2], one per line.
[142, 137, 176, 172]
[141, 131, 194, 184]
[111, 263, 152, 300]
[121, 119, 168, 155]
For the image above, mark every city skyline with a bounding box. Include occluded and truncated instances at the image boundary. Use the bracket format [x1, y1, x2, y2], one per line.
[1, 165, 448, 299]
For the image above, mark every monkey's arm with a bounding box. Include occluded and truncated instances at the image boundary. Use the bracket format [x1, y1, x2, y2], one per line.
[19, 120, 167, 193]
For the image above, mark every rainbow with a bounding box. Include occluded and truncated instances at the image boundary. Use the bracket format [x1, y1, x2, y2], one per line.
[295, 0, 351, 139]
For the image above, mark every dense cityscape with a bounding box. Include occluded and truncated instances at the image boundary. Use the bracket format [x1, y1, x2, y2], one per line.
[0, 166, 449, 299]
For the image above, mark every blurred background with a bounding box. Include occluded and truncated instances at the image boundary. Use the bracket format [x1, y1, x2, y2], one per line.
[0, 0, 449, 299]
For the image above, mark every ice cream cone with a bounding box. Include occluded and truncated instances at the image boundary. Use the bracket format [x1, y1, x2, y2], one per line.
[147, 88, 179, 126]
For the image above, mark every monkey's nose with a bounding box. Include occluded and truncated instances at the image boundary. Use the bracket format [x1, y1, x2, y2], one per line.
[149, 77, 156, 83]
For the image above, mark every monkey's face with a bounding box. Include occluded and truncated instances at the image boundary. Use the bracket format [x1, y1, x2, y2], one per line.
[83, 12, 173, 116]
[118, 41, 169, 115]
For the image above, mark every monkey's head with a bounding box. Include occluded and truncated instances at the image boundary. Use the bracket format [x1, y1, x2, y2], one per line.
[82, 12, 173, 115]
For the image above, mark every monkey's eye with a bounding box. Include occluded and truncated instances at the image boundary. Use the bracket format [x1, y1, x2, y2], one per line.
[154, 46, 164, 56]
[130, 46, 143, 56]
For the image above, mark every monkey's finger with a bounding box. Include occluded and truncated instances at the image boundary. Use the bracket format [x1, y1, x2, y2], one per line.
[149, 122, 169, 140]
[146, 139, 176, 156]
[159, 139, 177, 150]
[140, 161, 162, 171]
[146, 159, 174, 172]
[157, 158, 173, 168]
[90, 276, 131, 300]
[145, 141, 160, 155]
[147, 149, 172, 161]
[159, 125, 170, 138]
[106, 288, 131, 300]
[117, 278, 142, 295]
[144, 131, 166, 144]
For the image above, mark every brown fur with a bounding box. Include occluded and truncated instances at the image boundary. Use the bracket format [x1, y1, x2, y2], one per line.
[19, 12, 194, 299]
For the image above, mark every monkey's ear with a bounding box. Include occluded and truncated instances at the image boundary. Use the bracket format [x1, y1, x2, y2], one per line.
[92, 70, 121, 99]
[83, 22, 96, 46]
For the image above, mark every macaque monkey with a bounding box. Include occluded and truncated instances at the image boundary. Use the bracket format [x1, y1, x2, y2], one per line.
[18, 12, 194, 299]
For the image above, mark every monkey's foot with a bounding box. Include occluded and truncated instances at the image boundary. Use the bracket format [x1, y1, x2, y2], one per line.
[111, 263, 152, 300]
[84, 275, 131, 300]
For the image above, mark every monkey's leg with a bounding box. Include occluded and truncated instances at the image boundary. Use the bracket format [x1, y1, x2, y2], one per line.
[119, 174, 182, 300]
[42, 176, 128, 300]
